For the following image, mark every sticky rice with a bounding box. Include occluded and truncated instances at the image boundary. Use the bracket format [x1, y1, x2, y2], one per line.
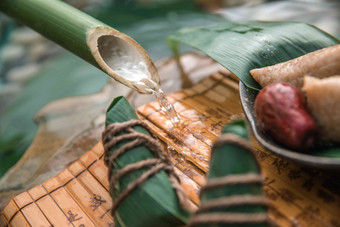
[302, 76, 340, 143]
[250, 44, 340, 88]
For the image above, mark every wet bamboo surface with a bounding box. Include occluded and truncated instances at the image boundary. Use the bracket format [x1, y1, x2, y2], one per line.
[2, 71, 340, 226]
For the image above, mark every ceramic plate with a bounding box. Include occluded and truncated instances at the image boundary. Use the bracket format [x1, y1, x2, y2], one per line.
[239, 82, 340, 169]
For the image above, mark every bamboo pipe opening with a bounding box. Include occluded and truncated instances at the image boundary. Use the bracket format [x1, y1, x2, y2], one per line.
[87, 26, 160, 94]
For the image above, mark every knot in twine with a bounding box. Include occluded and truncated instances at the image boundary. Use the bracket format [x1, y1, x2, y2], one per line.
[189, 133, 277, 227]
[102, 119, 194, 220]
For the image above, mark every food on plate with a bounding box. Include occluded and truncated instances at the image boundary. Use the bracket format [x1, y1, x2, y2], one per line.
[254, 82, 318, 151]
[302, 76, 340, 143]
[250, 44, 340, 88]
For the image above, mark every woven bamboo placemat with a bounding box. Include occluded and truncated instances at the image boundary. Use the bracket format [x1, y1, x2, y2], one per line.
[2, 71, 340, 226]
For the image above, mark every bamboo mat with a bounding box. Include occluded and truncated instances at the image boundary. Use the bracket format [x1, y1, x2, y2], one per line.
[2, 71, 340, 226]
[1, 142, 113, 227]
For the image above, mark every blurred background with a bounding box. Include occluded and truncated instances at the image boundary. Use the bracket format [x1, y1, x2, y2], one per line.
[0, 0, 339, 178]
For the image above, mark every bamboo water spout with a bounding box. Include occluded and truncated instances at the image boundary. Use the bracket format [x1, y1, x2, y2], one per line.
[0, 0, 160, 94]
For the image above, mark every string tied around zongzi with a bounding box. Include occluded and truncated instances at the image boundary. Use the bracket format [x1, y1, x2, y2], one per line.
[102, 119, 194, 220]
[189, 133, 277, 227]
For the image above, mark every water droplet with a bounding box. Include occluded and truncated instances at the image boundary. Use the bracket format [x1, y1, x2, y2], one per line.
[153, 88, 181, 128]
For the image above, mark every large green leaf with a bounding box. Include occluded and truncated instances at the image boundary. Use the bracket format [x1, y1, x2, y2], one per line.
[168, 21, 340, 90]
[105, 96, 189, 227]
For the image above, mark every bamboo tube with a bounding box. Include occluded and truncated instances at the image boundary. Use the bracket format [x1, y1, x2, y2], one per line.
[0, 0, 159, 94]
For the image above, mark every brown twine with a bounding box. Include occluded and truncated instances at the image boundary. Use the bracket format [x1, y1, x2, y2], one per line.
[189, 133, 277, 227]
[102, 119, 194, 219]
[199, 173, 264, 196]
[196, 195, 270, 213]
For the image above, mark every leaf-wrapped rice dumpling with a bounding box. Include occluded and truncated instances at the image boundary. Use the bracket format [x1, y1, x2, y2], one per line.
[189, 121, 272, 227]
[103, 96, 191, 227]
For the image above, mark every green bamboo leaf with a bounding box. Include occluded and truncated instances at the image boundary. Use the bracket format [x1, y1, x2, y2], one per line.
[168, 21, 340, 90]
[221, 119, 249, 139]
[105, 96, 190, 227]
